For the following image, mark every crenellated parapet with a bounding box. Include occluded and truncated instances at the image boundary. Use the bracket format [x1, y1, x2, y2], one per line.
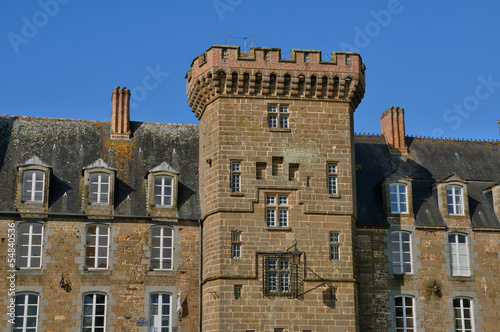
[186, 45, 366, 119]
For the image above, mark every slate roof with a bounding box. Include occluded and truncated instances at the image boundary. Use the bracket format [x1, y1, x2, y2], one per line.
[0, 115, 200, 219]
[355, 135, 500, 228]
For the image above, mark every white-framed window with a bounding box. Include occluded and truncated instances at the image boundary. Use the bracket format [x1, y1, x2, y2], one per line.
[266, 195, 288, 227]
[329, 232, 340, 261]
[268, 105, 290, 129]
[149, 293, 171, 331]
[391, 231, 412, 274]
[447, 185, 464, 215]
[151, 226, 173, 270]
[22, 170, 45, 202]
[13, 293, 39, 331]
[390, 183, 408, 214]
[327, 164, 337, 195]
[85, 224, 109, 269]
[449, 233, 470, 276]
[89, 172, 110, 204]
[82, 293, 106, 331]
[154, 176, 173, 206]
[231, 161, 241, 193]
[17, 223, 43, 269]
[394, 295, 415, 332]
[231, 231, 241, 259]
[453, 297, 474, 332]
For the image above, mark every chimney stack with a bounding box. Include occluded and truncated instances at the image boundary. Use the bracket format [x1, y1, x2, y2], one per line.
[110, 86, 131, 140]
[380, 106, 408, 155]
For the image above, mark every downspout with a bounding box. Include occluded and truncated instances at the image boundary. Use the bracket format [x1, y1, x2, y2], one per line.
[198, 218, 203, 332]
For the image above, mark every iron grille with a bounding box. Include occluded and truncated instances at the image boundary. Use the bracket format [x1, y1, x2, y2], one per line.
[262, 252, 303, 299]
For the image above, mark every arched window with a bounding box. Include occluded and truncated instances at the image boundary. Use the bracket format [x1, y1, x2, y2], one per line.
[82, 293, 107, 331]
[394, 295, 415, 331]
[453, 297, 474, 332]
[150, 293, 172, 330]
[85, 224, 110, 269]
[13, 293, 39, 331]
[449, 233, 470, 276]
[391, 231, 412, 274]
[150, 226, 174, 270]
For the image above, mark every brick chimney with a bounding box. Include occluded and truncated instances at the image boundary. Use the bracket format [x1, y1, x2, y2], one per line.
[380, 106, 408, 155]
[110, 86, 131, 139]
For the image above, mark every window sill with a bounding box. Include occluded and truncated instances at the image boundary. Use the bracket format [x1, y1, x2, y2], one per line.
[16, 268, 43, 276]
[329, 194, 341, 199]
[449, 275, 474, 281]
[269, 128, 291, 133]
[392, 273, 417, 281]
[231, 192, 244, 197]
[266, 227, 292, 232]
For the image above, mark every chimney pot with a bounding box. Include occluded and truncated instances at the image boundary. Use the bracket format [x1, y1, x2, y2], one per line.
[110, 86, 131, 140]
[380, 106, 408, 155]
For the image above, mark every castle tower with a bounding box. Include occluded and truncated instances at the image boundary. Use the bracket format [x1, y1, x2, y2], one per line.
[187, 46, 365, 331]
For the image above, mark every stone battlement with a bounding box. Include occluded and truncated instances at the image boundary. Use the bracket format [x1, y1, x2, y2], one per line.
[186, 46, 366, 118]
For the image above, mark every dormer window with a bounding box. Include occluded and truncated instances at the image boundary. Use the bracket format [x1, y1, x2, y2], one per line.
[89, 173, 110, 204]
[154, 176, 173, 206]
[22, 170, 45, 202]
[83, 159, 116, 214]
[16, 156, 51, 211]
[446, 185, 463, 215]
[390, 183, 408, 214]
[147, 162, 179, 215]
[382, 171, 412, 217]
[434, 173, 468, 219]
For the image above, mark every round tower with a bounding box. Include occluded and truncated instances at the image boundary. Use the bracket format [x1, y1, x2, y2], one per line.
[187, 45, 365, 331]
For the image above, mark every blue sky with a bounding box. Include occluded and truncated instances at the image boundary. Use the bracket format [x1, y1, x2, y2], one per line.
[2, 1, 500, 139]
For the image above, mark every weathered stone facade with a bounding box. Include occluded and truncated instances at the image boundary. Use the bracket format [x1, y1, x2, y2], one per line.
[1, 45, 500, 331]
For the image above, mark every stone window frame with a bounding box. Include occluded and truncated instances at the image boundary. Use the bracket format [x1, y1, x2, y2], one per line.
[434, 175, 469, 219]
[446, 291, 484, 332]
[146, 163, 179, 215]
[84, 223, 111, 270]
[75, 221, 118, 274]
[266, 193, 290, 230]
[267, 103, 291, 132]
[329, 231, 340, 261]
[231, 160, 242, 194]
[82, 160, 117, 215]
[15, 220, 52, 274]
[390, 230, 413, 275]
[384, 226, 422, 279]
[16, 157, 51, 211]
[142, 223, 182, 275]
[441, 229, 478, 279]
[448, 233, 471, 277]
[382, 176, 413, 217]
[2, 286, 47, 332]
[387, 290, 425, 332]
[231, 231, 242, 259]
[71, 286, 115, 332]
[327, 162, 340, 198]
[142, 286, 178, 331]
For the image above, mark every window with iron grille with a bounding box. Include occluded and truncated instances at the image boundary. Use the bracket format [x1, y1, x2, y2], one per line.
[234, 285, 242, 299]
[262, 253, 302, 298]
